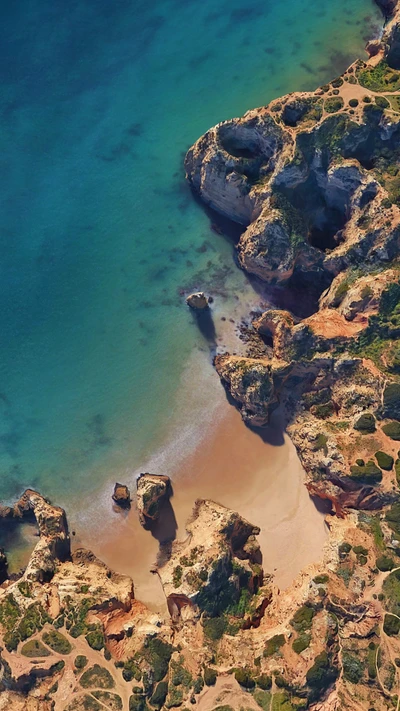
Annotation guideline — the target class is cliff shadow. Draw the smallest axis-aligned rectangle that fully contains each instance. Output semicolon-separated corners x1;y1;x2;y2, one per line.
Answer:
145;485;178;546
218;378;286;447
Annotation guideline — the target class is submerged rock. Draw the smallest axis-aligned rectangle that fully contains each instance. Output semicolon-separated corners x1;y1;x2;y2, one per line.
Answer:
112;482;131;509
136;473;171;526
186;292;209;309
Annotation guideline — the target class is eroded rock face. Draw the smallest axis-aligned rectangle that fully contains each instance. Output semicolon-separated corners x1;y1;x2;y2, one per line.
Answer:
320;268;399;321
0;490;71;583
136;473;171;526
157;499;265;621
186;291;209;309
112;482;131;509
185;52;400;289
214;354;279;426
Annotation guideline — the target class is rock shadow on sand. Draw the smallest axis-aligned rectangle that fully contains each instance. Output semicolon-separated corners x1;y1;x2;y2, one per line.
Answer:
144;486;178;547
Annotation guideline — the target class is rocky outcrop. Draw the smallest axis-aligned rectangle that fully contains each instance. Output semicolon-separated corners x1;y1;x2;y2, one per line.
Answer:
214;354;280;426
186;291;209;309
0;490;71;584
112;482;131;508
320;268;399;321
157;499;265;621
186;39;400;290
136;473;171;526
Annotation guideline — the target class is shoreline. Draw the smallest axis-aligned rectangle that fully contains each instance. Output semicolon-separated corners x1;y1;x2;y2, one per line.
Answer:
81;396;327;610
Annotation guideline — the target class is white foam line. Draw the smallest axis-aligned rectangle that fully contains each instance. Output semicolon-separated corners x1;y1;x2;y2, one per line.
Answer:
73;347;226;535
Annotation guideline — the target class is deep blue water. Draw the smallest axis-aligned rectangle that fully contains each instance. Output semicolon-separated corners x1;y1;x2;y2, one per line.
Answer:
0;0;382;510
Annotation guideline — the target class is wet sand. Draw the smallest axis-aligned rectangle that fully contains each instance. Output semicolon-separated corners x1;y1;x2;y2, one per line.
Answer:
85;400;327;611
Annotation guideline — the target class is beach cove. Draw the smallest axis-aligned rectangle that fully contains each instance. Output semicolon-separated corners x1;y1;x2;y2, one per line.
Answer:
0;0;382;589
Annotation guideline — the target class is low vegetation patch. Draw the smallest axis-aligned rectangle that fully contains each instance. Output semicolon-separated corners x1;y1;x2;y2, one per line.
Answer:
80;664;115;690
264;634;285;656
375;451;394;470
324;97;344;113
291;604;314;631
292;632;311;654
358;60;400;92
382;421;400;440
21;639;51;657
354;413;376;433
349;460;382;484
384;614;400;636
42;629;72;655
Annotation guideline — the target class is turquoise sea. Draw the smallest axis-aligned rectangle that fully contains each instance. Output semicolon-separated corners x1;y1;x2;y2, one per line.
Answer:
0;0;382;516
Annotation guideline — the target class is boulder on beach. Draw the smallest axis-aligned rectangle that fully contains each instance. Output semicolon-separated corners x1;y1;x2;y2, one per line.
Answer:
137;473;171;526
186;292;209;310
112;482;131;509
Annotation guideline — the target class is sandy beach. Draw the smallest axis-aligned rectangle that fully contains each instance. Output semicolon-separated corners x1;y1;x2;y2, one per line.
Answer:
84;399;327;612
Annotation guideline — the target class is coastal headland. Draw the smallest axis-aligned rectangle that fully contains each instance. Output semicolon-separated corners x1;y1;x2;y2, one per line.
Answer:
2;0;400;709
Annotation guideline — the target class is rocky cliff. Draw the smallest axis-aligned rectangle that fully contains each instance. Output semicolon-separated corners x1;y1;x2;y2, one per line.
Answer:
3;2;400;711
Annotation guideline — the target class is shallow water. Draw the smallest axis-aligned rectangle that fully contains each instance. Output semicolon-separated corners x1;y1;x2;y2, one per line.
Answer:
0;0;382;516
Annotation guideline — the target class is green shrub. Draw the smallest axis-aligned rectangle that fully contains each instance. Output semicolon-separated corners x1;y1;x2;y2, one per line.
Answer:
343;653;364;683
353;546;368;556
386;501;400;538
80;664;115;689
172;566;183;588
376;555;394;572
21;639;50;657
129;694;148;711
306;651;338;701
291;605;315;631
234;667;255;689
382;421;400;440
203;616;226;640
349;460;382;484
139;637;173;682
313;574;329;584
396;459;400;485
354;413;376;433
383;383;400;419
264;634;285;656
358;60;400;92
292;633;311;654
150;681;168;710
356;458;365;466
349;98;359;107
367;646;377;679
375;451;394;470
325;97;344;113
42;629;72;655
256;673;272;690
375;95;390;109
339;542;352;556
384;614;400;636
74;655;88;669
253;690;272;711
122;659;142;683
203;667;217;686
85;627;105;651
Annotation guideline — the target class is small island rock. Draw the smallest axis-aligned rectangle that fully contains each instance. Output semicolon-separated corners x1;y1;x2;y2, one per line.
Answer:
112;482;131;509
137;473;171;526
186;292;209;310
